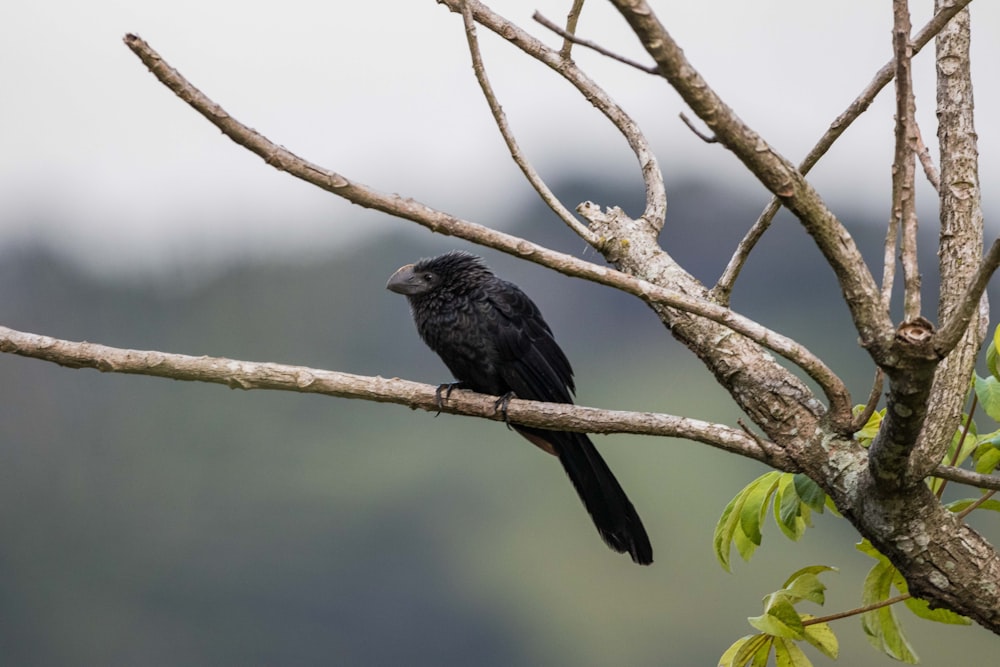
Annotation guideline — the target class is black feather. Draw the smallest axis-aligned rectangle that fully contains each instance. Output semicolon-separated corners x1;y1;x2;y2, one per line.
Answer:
387;251;653;565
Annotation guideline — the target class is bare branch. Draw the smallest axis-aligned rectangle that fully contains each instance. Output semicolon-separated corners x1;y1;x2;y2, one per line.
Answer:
438;0;667;233
913;120;941;191
559;0;585;60
532;11;658;75
931;466;1000;492
608;0;891;351
850;368;885;434
457;2;595;242
892;0;922;321
713;0;974;304
881;204;900;313
122;32;851;418
933;238;1000;356
678;112;718;144
913;4;988;478
0;325;787;467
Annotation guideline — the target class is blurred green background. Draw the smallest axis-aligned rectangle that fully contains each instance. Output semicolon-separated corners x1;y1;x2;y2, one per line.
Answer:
1;180;998;665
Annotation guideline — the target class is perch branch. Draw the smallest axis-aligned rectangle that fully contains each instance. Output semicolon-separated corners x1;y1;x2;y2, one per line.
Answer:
458;2;596;242
0;325;787;468
123;32;851;420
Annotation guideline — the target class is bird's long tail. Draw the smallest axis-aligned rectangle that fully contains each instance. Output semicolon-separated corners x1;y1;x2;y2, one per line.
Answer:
518;427;653;565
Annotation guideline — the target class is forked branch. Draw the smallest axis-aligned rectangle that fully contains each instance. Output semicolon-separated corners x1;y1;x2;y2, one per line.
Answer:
122;32;852;420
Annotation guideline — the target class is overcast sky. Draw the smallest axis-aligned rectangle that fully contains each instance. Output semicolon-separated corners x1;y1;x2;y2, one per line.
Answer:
2;1;997;276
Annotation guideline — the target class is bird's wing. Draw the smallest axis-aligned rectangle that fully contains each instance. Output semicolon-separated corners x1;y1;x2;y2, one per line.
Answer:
486;280;576;404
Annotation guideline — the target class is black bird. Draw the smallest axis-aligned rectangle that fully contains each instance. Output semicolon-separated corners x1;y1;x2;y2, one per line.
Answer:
387;250;652;565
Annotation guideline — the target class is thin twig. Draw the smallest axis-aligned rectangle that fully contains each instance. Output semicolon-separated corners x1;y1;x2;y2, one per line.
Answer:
850;368;885;433
912;120;941;191
801;594;911;627
931;465;1000;492
679;112;718;143
533;11;659;74
445;0;666;232
881;204;900;314
559;0;586;60
713;0;974;304
935;391;977;499
955;490;998;520
0;325;790;467
892;0;921;321
458;2;595;242
934;238;1000;355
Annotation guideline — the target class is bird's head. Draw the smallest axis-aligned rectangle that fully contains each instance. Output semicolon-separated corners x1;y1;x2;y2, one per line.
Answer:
386;250;490;297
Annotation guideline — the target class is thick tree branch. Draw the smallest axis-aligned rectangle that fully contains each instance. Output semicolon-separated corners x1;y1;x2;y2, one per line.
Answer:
122;33;851;422
607;0;891;352
914;5;989;478
714;0;974;305
0;325;785;467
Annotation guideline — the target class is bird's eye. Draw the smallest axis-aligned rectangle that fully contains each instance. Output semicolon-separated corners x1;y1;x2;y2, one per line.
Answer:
422;272;438;283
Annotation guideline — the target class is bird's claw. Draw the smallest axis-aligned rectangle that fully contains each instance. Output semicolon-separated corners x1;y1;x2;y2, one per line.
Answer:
434;382;463;416
494;392;516;430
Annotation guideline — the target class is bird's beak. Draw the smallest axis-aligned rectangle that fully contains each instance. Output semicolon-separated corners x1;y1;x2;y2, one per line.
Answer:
386;264;423;295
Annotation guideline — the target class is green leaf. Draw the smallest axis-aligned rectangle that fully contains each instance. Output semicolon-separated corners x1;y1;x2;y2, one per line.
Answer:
721;633;772;667
861;558;919;663
854;408;884;445
974;374;1000;422
739;472;782;547
783;572;827;606
714;492;743;572
773;637;813;667
792;474;826;512
945;497;1000;514
902;595;971;625
973;435;1000;474
715;472;783;570
775;474;809;540
991;325;1000;380
800;617;839;659
749;593;805;639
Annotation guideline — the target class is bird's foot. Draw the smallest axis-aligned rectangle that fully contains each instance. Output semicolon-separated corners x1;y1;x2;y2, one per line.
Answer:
434;382;465;416
494;392;516;430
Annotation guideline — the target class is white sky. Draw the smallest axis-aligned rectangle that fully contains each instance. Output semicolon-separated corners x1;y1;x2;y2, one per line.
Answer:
1;1;997;276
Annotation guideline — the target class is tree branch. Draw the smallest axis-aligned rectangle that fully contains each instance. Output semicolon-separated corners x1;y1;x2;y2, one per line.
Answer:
532;11;658;75
558;0;586;60
891;0;922;321
0;325;788;467
458;1;596;243
607;0;891;352
713;0;974;305
122;32;851;423
437;0;667;233
931;465;1000;492
913;5;989;478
